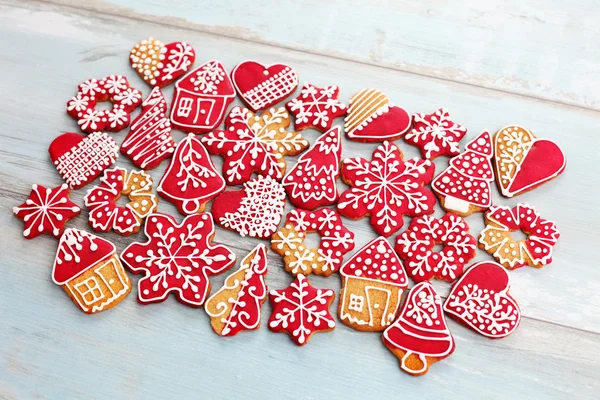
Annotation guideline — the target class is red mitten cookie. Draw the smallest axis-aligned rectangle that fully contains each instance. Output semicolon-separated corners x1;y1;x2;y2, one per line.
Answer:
337;141;436;237
170;60;236;133
231;60;299;112
157;133;225;215
211;175;286;240
286;83;346;132
121;213;236;307
13;184;81;239
344;89;411;142
404;108;467;160
383;281;455;376
49;132;119;189
129;38;195;87
444;261;521;339
282;126;342;210
268;274;336;346
121;87;176;170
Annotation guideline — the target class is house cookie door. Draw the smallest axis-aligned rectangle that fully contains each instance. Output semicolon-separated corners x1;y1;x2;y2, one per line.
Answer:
365;286;392;327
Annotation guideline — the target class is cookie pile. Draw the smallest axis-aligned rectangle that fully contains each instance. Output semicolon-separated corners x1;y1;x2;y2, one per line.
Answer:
12;38;566;377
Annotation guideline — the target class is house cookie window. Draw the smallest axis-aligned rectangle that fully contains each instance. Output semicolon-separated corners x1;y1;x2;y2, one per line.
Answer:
177;98;193;118
74;277;105;305
348;294;364;312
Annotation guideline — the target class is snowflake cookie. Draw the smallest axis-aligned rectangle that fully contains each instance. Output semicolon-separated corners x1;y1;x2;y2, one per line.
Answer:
395;213;477;283
66;76;142;134
211;175;286;240
84;167;158;236
13;184;81;239
404;108;467;160
268;274;336;346
286;83;346;132
121;213;236;307
202;106;309;185
205;244;268;337
129;38;195;87
478;204;560;269
337;141;436;237
444;261;521;339
271;208;355;277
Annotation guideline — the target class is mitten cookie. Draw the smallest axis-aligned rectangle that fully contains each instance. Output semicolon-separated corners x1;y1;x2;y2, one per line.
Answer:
129;38;195;87
286;83;346;132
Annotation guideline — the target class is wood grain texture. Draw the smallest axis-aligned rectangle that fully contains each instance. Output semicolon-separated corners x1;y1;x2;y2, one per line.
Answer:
0;1;599;398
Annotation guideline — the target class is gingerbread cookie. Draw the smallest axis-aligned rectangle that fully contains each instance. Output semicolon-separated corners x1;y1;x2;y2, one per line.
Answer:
286;83;346;132
84;168;158;236
170;60;236;133
129;38;195;87
211;175;286;240
444;261;521;339
53;228;131;314
382;281;455;376
271;208;355;277
121;87;176;170
494;125;566;197
479;204;560;269
432;130;494;217
49;132;119;189
231;60;299;112
205;244;268;337
66;76;142;133
404;108;467;160
13;184;81;239
395;213;477;283
157;133;225;215
337;141;436;237
344;89;411;142
202;106;309;185
121;213;236;307
282;126;342;210
268;274;335;346
339;237;408;332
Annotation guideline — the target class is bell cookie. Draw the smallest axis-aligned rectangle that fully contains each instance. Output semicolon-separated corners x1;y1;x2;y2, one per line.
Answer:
404;108;467;160
129;38;195;87
286;83;346;132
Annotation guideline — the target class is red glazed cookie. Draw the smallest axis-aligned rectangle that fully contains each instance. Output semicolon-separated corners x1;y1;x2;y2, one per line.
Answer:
170;60;236;133
395;213;477;283
268;274;336;346
66;76;142;133
211;175;286;240
444;261;521;339
84;168;158;236
404;108;467;160
13;184;81;239
282;126;342;210
432;130;494;217
157;133;225;215
121;213;236;307
271;208;355;277
344;89;411;142
129;38;195;87
337;141;436;237
494;125;566;197
121;87;176;170
231;60;299;112
286;83;346;132
202;106;309;185
49;132;119;189
383;281;455;376
478;204;560;269
205;244;268;337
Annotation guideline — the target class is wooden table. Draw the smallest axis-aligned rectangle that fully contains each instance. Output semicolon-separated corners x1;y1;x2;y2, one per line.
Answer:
1;1;599;398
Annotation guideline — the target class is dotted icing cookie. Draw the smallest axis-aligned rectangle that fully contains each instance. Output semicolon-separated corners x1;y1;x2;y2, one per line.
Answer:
129;38;195;87
404;108;467;160
286;83;347;132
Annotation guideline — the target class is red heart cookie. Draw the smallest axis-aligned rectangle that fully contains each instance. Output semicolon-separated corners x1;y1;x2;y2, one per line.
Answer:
494;125;565;197
231;60;299;112
443;261;521;339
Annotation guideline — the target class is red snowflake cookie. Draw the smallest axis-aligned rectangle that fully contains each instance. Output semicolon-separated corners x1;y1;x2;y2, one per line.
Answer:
129;38;195;88
337;141;436;237
395;213;477;283
121;212;236;307
286;83;346;132
13;184;81;239
404;108;467;160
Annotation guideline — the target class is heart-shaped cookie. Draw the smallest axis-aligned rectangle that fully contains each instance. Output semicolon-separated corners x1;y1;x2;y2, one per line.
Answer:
443;261;521;339
345;88;411;142
130;38;196;87
493;125;565;197
231;60;299;112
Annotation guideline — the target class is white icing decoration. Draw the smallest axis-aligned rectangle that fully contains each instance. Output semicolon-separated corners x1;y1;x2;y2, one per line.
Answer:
286;84;346;129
